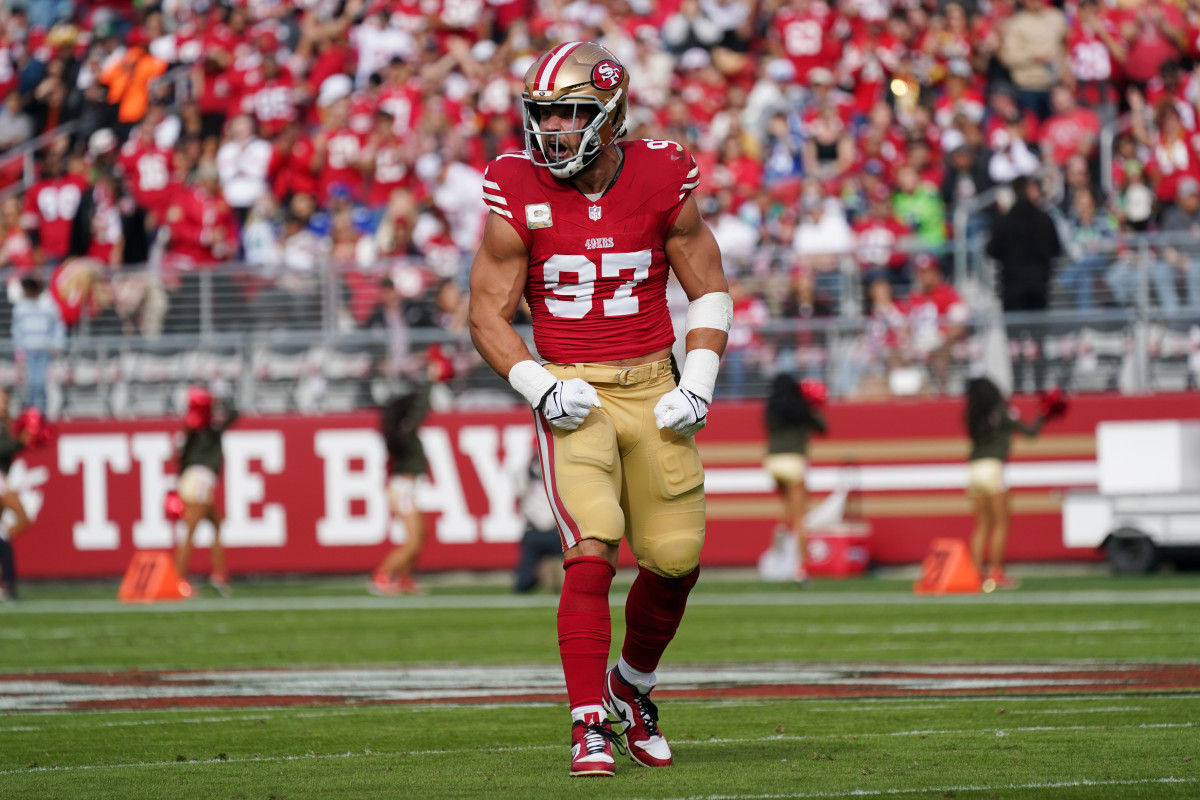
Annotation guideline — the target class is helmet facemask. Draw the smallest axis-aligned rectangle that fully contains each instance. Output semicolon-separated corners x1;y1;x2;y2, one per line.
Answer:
522;91;625;179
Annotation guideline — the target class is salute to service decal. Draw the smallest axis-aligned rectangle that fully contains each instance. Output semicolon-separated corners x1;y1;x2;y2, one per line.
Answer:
526;203;553;229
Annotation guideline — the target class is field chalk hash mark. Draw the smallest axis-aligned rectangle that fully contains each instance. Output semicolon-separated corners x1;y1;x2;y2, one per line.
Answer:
2;663;1199;713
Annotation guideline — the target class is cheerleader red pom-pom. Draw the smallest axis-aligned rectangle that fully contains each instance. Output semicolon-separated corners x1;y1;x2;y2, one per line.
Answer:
164;490;185;523
799;378;828;407
12;407;56;449
1039;388;1069;421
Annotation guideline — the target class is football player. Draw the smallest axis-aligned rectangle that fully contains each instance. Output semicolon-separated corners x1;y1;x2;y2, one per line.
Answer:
468;42;731;777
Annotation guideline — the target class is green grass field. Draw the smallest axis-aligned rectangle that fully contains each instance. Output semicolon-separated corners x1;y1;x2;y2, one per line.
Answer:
2;571;1199;799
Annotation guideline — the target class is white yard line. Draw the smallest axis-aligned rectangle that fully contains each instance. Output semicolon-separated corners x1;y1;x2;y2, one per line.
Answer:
0;723;1192;776
639;776;1198;800
4;589;1200;615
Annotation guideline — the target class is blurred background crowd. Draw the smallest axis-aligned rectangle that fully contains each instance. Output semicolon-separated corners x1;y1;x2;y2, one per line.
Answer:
0;0;1198;413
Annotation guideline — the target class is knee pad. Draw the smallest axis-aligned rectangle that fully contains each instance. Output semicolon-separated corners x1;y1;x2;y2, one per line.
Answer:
637;527;704;578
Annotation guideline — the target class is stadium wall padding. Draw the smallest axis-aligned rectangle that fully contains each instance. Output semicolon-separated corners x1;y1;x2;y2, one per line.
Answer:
14;393;1197;579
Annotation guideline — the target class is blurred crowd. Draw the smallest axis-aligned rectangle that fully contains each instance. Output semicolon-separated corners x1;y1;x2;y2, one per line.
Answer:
0;0;1199;398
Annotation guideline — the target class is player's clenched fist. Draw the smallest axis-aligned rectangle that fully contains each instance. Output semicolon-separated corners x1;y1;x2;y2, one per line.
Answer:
653;386;708;437
540;378;602;430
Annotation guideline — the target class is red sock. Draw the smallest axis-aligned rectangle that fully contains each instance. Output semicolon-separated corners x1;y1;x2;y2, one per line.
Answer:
621;565;700;674
558;556;616;709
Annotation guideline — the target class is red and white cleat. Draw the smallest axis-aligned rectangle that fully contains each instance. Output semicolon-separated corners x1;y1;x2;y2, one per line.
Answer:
367;572;401;596
985;569;1021;591
570;711;621;777
603;667;673;767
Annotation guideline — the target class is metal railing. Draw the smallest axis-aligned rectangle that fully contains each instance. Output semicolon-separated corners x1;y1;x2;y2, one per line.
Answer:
2;231;1197;419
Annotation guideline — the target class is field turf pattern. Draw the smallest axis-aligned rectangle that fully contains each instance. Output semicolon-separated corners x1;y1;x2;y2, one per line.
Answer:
1;571;1198;799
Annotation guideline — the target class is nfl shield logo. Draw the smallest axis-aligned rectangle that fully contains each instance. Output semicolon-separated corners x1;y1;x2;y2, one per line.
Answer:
588;205;602;221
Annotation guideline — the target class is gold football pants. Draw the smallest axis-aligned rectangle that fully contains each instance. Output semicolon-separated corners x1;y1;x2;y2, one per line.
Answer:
534;359;706;578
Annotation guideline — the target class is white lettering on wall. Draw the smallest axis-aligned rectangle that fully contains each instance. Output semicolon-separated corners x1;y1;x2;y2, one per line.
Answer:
315;429;387;546
131;433;175;549
417;427;476;544
59;434;131;550
459;424;532;543
223;431;287;547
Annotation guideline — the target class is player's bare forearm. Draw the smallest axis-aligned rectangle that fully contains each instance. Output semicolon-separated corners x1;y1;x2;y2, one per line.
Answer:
470;307;535;379
684;326;728;358
468;213;535;378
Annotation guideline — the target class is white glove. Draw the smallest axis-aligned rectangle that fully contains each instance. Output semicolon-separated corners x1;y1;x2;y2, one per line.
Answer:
539;378;601;431
653;386;708;437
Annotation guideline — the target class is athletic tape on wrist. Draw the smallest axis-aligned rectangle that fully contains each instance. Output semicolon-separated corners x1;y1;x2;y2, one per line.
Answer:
678;348;720;404
685;291;733;335
508;360;558;408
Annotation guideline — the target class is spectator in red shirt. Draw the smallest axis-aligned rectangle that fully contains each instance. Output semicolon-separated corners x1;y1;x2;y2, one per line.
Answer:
1130;90;1200;206
269;119;320;202
118;112;176;224
21;149;90;265
901;254;968;394
853;184;914;291
1039;85;1101;166
312;77;367;204
1119;0;1188;89
162;161;238;272
363;107;416;209
1068;0;1125;117
240;49;300;139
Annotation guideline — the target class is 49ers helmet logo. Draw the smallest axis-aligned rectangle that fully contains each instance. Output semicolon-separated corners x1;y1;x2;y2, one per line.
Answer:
591;60;624;90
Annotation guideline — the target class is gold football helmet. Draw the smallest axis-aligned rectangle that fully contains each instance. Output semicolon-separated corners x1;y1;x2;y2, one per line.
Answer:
521;41;629;179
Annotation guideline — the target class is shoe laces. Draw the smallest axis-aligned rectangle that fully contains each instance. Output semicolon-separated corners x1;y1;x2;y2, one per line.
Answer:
575;720;626;757
627;690;661;738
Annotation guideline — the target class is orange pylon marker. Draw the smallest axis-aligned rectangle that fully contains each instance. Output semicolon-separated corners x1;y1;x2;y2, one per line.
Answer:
913;538;982;594
117;551;191;603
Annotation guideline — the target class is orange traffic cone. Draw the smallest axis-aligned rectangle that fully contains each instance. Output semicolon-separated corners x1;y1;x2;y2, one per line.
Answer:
117;551;191;603
913;538;982;595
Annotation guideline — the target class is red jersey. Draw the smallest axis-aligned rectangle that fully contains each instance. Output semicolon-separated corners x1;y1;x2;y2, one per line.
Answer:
21;175;89;260
852;217;912;270
118;139;175;212
1039;107;1101;164
1068;21;1119;83
315;127;367;203
482;140;700;362
841;32;905;115
270;136;318;201
245;74;299;138
772;5;837;84
196;22;239;115
378;83;425;138
0;227;35;270
365;135;413;208
902;283;967;345
163;186;237;267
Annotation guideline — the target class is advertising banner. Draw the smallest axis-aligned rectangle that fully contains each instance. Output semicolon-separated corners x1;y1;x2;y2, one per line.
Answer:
10;393;1196;579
